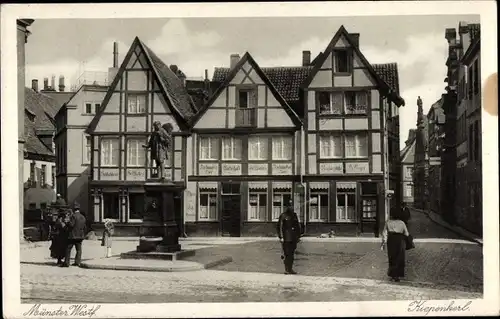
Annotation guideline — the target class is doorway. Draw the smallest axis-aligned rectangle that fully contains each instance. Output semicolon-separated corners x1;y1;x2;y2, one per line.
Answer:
220;182;241;237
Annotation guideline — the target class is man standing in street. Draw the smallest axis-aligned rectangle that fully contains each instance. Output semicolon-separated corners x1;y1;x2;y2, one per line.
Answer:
276;206;301;275
401;202;411;227
62;202;86;267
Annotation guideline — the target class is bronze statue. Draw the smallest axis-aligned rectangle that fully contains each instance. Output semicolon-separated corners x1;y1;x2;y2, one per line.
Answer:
143;121;173;180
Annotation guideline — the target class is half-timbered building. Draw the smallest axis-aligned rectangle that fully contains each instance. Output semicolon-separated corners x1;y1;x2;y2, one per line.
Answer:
86;37;197;235
186;53;303;236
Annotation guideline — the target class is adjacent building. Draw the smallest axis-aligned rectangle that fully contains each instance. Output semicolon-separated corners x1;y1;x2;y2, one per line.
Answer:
442;22;481;235
400;129;416;205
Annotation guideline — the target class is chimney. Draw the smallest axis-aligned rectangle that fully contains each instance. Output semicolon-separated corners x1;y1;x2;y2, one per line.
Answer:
51;75;56;90
113;42;119;68
58;75;65;92
458;21;471;55
445;28;457;44
43;77;49;90
349;33;360;47
32;79;38;92
230;54;240;69
169;65;179;74
204;69;210;93
302;51;311;66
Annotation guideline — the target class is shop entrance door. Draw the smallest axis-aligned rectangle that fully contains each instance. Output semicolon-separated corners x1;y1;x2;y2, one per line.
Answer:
220;182;241;237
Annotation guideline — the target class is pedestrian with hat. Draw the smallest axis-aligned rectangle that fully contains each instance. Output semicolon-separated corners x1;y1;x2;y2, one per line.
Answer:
62;202;87;267
276;205;301;275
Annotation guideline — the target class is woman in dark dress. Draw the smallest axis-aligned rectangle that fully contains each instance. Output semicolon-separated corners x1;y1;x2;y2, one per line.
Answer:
381;206;410;282
50;210;70;265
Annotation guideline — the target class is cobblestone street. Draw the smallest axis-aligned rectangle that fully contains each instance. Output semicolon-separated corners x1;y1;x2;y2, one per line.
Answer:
21;209;483;303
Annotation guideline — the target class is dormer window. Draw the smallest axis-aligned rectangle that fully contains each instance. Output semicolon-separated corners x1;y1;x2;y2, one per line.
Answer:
334;50;352;73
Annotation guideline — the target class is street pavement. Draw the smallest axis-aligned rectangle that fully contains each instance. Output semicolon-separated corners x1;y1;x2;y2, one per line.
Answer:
20;209;483;303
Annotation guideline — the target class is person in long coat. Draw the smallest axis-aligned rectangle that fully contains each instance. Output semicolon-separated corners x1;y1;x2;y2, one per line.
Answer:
381;206;410;282
50;211;69;265
276;206;301;275
62;203;87;267
400;202;411;227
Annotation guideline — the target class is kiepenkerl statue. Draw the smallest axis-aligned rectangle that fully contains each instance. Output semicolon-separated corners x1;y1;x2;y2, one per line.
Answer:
143;121;173;180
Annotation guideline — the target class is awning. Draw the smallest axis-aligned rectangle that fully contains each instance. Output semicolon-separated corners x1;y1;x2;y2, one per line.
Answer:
337;182;356;190
248;181;268;190
272;182;292;190
309;182;329;190
198;182;218;191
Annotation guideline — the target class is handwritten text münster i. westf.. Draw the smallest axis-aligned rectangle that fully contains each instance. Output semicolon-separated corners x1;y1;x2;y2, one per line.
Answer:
23;304;101;318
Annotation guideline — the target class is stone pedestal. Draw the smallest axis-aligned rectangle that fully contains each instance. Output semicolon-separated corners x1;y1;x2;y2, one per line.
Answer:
137;180;181;253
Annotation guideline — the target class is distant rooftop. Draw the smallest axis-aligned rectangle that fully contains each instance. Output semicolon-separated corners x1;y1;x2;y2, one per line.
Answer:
70;71;109;92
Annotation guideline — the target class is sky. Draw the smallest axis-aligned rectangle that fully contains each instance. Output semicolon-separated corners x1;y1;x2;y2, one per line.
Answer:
25;15;479;149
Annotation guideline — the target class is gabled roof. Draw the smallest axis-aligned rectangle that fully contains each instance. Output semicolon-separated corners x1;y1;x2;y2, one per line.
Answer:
192;52;302;127
24;88;57;156
401;137;416;164
301;25;405;106
40;91;75;118
87;37;197;133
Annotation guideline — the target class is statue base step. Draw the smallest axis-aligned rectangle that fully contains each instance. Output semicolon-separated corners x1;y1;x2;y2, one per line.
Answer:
121;249;196;261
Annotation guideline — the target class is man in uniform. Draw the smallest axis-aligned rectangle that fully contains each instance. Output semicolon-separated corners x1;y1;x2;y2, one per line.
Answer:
276;206;301;275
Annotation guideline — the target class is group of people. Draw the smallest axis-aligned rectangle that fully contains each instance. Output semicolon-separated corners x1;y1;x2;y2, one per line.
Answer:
48;198;87;267
275;202;414;282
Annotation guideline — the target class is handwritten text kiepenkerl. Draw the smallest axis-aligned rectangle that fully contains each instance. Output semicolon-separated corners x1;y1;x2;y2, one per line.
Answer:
407;300;472;316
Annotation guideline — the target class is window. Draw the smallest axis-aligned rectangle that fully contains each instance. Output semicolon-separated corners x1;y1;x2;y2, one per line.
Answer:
345;134;368;158
199;191;217;220
309;190;328;221
51;165;55;188
467;65;473;99
102;193;120;221
318;92;342;115
30;162;35;182
129;193;145;221
127;94;146;114
336;186;356;222
272;191;292;221
474;121;480;161
222;137;242;160
334;50;351;73
41;165;47;186
84;135;91;164
319;135;342;158
345;91;368;114
95;103;101;114
40;203;48;210
272;136;293;160
404;184;413;197
199;137;219;160
248;191;267;221
362;199;376;219
85;103;92;114
238;89;257;108
248;137;268;160
127;138;146;167
101;138;119;167
405;166;413;179
473;59;479;95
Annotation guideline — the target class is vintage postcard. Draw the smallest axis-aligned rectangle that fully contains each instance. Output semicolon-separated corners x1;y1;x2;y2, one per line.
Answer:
1;1;498;317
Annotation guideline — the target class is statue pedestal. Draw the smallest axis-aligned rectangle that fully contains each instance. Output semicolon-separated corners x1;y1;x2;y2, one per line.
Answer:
137;180;181;253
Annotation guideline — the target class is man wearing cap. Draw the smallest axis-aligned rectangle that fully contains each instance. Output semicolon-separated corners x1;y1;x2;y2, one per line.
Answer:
55;194;66;207
276;205;301;275
62;202;87;267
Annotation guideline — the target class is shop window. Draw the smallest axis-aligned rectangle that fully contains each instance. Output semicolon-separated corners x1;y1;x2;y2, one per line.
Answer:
248;190;267;221
361;199;376;219
199;191;217;220
272;190;292;221
129;193;145;221
309;190;328;222
102;193;120;221
336;184;356;222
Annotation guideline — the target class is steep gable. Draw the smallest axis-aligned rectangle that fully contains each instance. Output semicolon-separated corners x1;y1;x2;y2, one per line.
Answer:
192;52;302;129
87;37;196;134
302;25;405;106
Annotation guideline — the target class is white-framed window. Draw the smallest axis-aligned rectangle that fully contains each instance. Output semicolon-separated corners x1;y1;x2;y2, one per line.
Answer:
405;166;414;179
199;190;217;220
127;138;146;167
404;184;413;197
345;134;368;158
248;136;268;160
272;190;292;221
319;91;368;115
309;190;328;222
248;190;267;221
101;138;119;167
272;136;293;160
222;137;242;160
199;137;219;160
102;192;120;222
127;94;146;114
319;135;342;158
83;135;92;164
336;186;356;222
128;193;145;222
